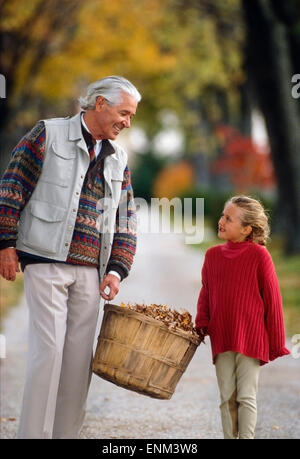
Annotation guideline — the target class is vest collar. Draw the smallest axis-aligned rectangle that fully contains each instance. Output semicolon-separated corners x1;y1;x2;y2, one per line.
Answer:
68;112;116;158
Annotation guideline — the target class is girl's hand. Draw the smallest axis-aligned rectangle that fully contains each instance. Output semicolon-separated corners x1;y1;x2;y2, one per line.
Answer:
196;327;207;342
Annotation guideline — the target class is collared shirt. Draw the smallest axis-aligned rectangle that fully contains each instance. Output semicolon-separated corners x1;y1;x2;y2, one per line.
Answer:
81;112;102;158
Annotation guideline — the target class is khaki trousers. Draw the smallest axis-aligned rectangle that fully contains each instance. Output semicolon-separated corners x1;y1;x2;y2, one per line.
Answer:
215;351;260;439
18;263;101;439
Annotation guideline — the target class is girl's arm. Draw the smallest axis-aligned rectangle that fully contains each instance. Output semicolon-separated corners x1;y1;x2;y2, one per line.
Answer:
258;249;290;361
195;261;210;335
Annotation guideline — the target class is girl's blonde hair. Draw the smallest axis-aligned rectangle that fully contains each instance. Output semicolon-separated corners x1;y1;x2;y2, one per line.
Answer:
227;195;270;246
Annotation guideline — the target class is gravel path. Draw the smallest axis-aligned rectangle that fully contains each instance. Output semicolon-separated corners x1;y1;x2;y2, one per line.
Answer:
1;231;299;439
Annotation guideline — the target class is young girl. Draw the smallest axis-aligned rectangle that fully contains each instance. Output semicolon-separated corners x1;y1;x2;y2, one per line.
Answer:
195;195;290;439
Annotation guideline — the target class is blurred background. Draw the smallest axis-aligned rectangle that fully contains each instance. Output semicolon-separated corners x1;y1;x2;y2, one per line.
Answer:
0;0;299;335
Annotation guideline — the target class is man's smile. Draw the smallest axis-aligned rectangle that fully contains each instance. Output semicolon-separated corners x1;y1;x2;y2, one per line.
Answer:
113;124;123;134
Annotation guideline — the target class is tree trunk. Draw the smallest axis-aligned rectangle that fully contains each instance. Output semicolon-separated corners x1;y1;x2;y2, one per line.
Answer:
242;0;300;254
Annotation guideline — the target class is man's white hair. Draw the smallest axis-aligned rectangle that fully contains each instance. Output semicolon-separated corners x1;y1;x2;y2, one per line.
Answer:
78;76;142;110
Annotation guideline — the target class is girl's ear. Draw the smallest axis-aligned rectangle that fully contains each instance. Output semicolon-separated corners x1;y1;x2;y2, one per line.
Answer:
243;225;252;238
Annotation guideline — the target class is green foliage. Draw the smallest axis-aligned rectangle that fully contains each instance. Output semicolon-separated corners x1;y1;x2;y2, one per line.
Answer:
131;152;168;202
262;238;300;336
179;187;232;231
0;274;24;329
179;187;277;234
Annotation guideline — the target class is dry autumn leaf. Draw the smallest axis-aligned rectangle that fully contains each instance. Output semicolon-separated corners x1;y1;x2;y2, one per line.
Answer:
120;302;203;343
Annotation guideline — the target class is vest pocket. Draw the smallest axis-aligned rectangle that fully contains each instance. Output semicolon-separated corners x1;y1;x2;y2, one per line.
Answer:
22;200;66;254
40;143;76;187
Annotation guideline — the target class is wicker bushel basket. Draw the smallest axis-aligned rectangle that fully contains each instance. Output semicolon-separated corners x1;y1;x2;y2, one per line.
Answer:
92;304;200;400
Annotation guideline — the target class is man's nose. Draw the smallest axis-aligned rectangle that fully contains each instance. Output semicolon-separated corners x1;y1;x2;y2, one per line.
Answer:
123;117;131;128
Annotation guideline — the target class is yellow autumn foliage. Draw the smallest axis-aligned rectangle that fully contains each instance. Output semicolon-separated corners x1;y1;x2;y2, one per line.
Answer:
153;161;195;199
30;0;177;101
1;0;244;143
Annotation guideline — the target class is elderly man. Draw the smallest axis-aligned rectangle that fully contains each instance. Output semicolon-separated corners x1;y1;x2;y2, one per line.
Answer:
0;76;141;438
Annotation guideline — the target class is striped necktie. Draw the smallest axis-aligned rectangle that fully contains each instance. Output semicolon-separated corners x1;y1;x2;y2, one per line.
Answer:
88;139;96;166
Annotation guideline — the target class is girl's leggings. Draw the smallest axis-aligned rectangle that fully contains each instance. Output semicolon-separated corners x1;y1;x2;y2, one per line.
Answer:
215;351;260;439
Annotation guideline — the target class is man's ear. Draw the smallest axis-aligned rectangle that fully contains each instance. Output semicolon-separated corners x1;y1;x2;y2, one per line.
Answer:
95;96;106;110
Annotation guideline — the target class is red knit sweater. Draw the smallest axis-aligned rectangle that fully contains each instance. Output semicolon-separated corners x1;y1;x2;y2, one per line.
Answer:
195;240;290;365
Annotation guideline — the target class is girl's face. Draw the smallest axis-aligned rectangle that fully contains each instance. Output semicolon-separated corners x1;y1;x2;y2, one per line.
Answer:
218;203;252;243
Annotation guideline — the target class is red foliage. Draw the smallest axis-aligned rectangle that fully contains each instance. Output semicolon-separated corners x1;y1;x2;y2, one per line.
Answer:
212;125;276;191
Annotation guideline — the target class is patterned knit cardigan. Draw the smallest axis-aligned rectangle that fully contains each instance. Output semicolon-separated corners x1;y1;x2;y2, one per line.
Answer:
0;121;137;280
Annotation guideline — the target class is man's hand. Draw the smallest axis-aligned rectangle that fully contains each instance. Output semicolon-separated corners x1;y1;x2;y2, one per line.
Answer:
99;273;120;301
0;248;20;281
